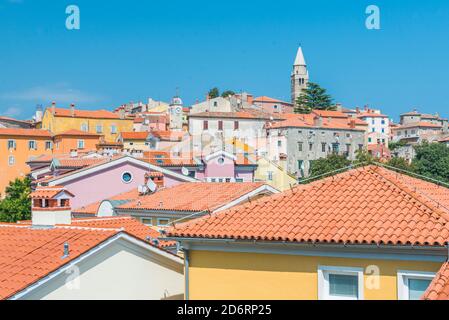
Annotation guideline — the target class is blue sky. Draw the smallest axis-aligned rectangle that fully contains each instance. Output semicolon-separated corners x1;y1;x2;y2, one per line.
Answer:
0;0;448;121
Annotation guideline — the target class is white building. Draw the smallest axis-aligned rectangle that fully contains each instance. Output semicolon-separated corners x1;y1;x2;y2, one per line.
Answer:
356;108;390;147
1;186;184;300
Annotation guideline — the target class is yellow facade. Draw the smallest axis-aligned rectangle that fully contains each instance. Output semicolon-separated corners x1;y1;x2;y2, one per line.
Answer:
41;109;133;142
255;158;297;192
187;250;441;300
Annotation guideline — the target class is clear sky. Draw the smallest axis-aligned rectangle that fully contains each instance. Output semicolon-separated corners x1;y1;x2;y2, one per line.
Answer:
0;0;448;121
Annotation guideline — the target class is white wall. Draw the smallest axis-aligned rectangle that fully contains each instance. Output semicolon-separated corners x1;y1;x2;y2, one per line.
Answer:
18;237;184;300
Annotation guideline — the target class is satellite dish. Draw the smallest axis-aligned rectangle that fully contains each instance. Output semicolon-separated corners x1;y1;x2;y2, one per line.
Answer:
181;167;189;176
146;178;157;192
137;185;146;194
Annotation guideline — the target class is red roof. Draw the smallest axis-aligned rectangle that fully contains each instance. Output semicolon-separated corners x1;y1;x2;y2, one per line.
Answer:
0;225;117;299
30;186;74;199
0;128;52;138
269;113;366;131
422;262;449;300
168;166;449;246
118;182;265;213
50;107;129;120
253;96;292;105
120;131;149;140
54;129;102;137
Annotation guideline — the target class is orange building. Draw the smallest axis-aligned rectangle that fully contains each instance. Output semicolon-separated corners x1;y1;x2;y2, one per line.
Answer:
0;128;53;196
53;129;103;154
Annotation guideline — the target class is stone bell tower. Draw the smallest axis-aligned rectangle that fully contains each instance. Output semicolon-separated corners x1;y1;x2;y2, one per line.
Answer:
291;46;309;104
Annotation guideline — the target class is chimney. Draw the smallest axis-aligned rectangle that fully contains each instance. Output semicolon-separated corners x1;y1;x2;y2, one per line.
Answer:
31;186;74;227
349;119;356;129
119;108;126;120
70;149;78;158
356;106;360;114
313;116;323;127
51;101;56;115
70;103;75;117
35;105;43;122
206;94;210;101
335;103;342;111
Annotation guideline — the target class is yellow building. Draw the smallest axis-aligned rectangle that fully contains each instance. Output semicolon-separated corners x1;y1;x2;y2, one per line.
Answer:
0;128;53;196
41;103;133;142
167;165;449;300
118;131;150;152
255;158;297;192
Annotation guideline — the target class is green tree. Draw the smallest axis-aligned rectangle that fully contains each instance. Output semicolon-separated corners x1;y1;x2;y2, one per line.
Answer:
0;177;32;223
221;90;235;98
294;82;334;114
308;154;352;180
412;142;449;183
208;87;220;99
355;149;375;164
386;157;413;171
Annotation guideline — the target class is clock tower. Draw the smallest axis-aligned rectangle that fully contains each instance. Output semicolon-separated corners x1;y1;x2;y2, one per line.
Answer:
169;95;184;131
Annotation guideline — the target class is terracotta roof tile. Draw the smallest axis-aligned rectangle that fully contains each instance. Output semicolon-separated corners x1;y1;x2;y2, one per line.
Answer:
120;131;149;140
167;166;449;246
422;262;449;300
118;182;264;213
0;225;117;299
0;128;52;137
30;186;74;199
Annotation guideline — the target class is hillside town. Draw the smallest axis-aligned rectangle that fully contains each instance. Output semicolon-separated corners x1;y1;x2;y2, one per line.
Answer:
1;47;449;300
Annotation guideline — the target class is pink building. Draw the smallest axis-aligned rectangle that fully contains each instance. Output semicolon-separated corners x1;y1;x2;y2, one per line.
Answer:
33;156;196;211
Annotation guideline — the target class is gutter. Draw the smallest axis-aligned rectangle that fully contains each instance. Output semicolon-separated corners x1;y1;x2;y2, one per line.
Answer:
184;249;190;301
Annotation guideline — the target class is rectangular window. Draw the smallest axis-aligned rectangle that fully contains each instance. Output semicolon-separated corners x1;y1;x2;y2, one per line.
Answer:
203;120;208;130
309;143;313;151
234;121;239;130
96;124;103;133
111;125;117;134
397;270;434;300
381;119;386;125
45;141;53;150
141;218;153;226
77;139;85;149
298;142;303;152
267;171;273;181
81;123;88;132
318;266;364;300
157;218;170;227
218;121;223;131
235;178;244;182
8;155;15;166
7;139;16;150
278;140;282;147
321;143;326;153
28;140;37;150
332;143;340;154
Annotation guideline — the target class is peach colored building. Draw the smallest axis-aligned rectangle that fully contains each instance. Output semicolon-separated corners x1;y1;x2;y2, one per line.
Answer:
53;129;103;154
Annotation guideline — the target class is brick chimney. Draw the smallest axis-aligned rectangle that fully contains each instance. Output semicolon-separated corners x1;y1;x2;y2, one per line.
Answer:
31;186;74;226
119;108;126;120
349;119;356;129
70;103;75;117
314;116;323;127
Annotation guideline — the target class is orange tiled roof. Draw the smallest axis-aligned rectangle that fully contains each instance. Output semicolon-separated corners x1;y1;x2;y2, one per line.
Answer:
393;122;443;130
190;110;280;120
30;186;74;199
422;262;449;300
149;130;187;141
0;128;52;138
73;188;143;215
167;166;449;246
118;182;264;213
69;216;175;248
253;96;292;105
269;113;366;130
120;131;149;140
0;225;117;299
54;129;102;137
51;107;129;120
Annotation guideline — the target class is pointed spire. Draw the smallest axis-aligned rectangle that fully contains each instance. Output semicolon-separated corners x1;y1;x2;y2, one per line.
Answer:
294;46;306;66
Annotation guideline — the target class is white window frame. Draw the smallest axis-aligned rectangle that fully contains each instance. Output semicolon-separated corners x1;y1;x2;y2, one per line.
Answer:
8;155;15;166
397;270;435;300
28;140;37;150
121;171;133;184
318;265;364;300
81;123;88;132
157;218;170;227
96;124;103;133
110;124;117;134
77;139;85;149
7;139;16;150
141;218;153;226
45;141;53;150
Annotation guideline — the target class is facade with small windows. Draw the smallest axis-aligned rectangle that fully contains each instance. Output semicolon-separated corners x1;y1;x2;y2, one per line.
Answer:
0;128;53;196
166;166;449;300
267;120;365;178
41;104;133;142
356;112;390;147
52;130;102;154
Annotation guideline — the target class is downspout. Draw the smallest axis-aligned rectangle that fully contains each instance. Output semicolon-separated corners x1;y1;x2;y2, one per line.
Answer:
184;248;190;300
